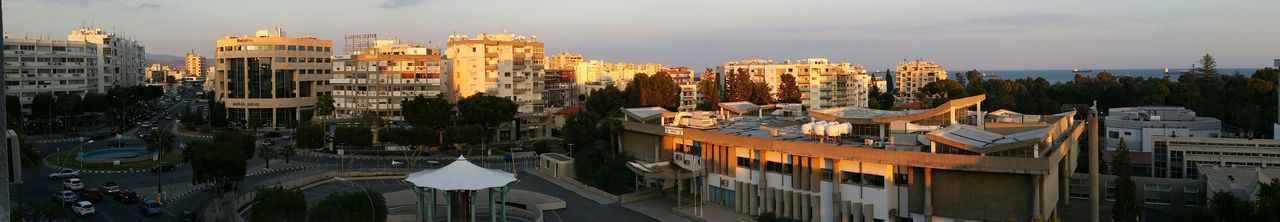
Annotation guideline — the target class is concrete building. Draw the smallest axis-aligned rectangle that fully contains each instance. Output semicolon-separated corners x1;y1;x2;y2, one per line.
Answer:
678;82;698;112
211;28;333;128
1104;106;1222;175
546;52;582;70
572;60;666;90
6;130;21;184
331;38;444;122
68;27;146;88
894;59;946;100
145;63;183;83
620;95;1088;221
445;32;545;113
1151;135;1280;179
1201;165;1280;202
2;37;100;110
720;58;871;110
185;50;205;77
541;69;577;108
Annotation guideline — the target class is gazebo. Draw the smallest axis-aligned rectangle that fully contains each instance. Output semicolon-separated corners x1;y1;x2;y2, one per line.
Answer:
405;156;517;222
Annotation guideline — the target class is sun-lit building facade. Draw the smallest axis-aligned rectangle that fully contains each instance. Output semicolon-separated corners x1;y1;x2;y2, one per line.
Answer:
331;38;444;121
894;59;947;99
212;28;333;127
445;32;545;113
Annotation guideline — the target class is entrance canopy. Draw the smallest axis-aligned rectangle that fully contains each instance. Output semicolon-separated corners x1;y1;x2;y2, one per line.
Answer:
404;156;517;190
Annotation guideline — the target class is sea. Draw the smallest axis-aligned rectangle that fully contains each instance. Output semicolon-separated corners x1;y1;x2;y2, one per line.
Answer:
926;68;1265;83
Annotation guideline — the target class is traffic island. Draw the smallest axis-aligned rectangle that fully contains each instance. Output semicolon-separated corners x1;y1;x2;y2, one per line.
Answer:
45;149;185;172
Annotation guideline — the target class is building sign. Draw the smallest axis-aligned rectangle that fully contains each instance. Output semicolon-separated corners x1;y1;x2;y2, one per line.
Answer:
236;39;254;43
665;126;683;135
230;102;260;107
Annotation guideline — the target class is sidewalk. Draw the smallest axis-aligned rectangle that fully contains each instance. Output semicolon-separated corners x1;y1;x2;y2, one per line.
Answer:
526;169;616;205
623;198;694;222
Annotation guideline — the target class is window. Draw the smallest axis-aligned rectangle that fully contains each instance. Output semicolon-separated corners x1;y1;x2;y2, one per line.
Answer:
1184;185;1198;194
1124;132;1132;136
1109;131;1120;139
863;174;885;188
288;45;297;50
840;172;861;185
275;45;285;50
737;157;752;168
821;169;834;182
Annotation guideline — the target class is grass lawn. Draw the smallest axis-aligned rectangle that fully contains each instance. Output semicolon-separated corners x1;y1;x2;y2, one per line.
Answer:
45;149;185;171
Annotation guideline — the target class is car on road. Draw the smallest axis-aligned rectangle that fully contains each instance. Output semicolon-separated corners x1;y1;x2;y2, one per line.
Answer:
262;139;274;146
115;190;140;203
139;200;164;216
181;211;201;222
150;162;177;172
79;188;104;201
99;181;120;194
53;190;78;203
391;159;406;167
48;169;80;179
63;178;85;190
71;201;96;216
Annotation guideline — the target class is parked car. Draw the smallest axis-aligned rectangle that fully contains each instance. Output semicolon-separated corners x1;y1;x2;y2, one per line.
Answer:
390;159;406;168
139;200;164;216
150;162;176;173
71;201;96;216
48;169;80;179
63;178;85;190
53;190;78;203
115;190;140;203
79;188;104;201
99;181;120;194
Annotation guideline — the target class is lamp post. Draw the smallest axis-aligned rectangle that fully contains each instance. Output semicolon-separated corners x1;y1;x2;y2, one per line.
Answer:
333;176;377;222
64;139;95;169
567;143;574;158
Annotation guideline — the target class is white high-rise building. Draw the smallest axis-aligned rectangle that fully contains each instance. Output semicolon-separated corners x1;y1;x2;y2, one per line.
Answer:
719;58;871;109
68;27;146;88
2;37;100;111
332;38;444;121
445;32;545;113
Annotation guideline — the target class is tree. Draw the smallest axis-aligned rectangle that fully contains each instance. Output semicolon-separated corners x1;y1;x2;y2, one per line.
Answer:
777;74;801;103
643;72;681;110
55;93;82;119
1195;53;1219;76
561;111;602;151
189;141;247;184
146;129;177;154
35;201;69;222
586;85;626;114
624;73;649;108
334;126;373;148
308;190;387;222
247;115;263;132
280;145;298;164
29;93;55;119
16;134;40;168
1111;138;1139;222
315;94;335;117
401;95;454;128
295;124;325;150
258;144;277;169
921;79;967;108
81;92;109;114
215;132;257;160
696;68;721;110
1192;191;1256;222
749;81;772;105
726;69;753;102
457;94;518;140
1258;178;1280;222
251;187;308;222
208;98;228;128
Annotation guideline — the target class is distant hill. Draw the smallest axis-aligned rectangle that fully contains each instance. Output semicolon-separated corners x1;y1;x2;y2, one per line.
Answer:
145;53;184;67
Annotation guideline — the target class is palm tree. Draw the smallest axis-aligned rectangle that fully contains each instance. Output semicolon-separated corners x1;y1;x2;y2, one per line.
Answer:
279;145;297;164
258;145;277;169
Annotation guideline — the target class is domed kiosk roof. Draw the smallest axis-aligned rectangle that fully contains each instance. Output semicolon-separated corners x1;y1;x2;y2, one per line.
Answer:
404;156;517;190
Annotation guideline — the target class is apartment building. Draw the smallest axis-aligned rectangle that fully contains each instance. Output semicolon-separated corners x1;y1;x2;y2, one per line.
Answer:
546;52;582;70
145;63;183;83
572;60;666;90
620;95;1087;221
894;59;947;99
68;27;146;88
445;32;545;113
542;69;577;108
331;38;444;121
719;58;871;110
211;28;333;127
2;37;100;110
186;50;206;76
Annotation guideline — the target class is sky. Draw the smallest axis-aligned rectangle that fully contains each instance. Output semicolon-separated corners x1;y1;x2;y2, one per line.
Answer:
4;0;1278;71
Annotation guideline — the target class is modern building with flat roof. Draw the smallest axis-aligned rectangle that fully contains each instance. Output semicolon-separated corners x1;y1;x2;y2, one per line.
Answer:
1151;135;1280;180
1200;165;1280;202
619;95;1088;221
1103;106;1222;176
68;27;146;88
894;59;946;100
211;28;333;128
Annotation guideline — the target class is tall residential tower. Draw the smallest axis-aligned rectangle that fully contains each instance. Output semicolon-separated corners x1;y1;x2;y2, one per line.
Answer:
331;38;444;121
445;32;545;113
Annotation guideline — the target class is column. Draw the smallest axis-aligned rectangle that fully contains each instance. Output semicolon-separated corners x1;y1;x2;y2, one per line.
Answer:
488;188;496;222
1089;109;1100;222
885;165;897;220
749;184;759;215
924;168;933;221
415;187;425;222
759;150;770;214
1033;175;1043;220
840;201;850;222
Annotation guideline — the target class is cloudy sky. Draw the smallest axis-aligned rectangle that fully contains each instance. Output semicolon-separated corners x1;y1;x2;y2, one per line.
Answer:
5;0;1277;70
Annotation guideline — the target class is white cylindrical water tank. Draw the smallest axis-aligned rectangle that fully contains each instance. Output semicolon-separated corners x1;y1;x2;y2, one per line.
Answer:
814;121;828;136
802;123;814;135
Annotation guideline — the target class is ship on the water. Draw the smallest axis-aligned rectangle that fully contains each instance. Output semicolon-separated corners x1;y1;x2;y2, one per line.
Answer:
1072;68;1092;73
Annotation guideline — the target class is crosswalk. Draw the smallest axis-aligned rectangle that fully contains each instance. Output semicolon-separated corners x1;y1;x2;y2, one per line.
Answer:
31;137;87;144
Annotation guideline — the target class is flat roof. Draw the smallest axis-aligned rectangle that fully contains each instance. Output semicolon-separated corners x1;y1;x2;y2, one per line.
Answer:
718;101;760;115
622;107;670;122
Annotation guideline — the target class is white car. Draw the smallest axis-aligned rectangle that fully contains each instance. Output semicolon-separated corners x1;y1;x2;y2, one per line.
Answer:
391;160;406;167
63;178;85;190
48;169;80;179
71;201;96;216
52;190;78;203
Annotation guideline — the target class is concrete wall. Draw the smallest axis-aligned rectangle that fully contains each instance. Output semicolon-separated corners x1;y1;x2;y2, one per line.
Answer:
931;170;1034;221
621;130;662;163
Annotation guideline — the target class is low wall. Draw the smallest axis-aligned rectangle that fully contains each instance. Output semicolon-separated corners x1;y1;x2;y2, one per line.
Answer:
618;188;663;204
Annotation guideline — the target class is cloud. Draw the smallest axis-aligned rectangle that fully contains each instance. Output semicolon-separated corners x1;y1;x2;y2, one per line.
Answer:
41;0;113;4
380;0;425;9
133;3;164;9
893;13;1101;34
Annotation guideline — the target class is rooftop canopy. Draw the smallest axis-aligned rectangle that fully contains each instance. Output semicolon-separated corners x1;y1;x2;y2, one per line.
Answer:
404;156;516;190
718;101;761;115
809;94;985;124
622;107;670;122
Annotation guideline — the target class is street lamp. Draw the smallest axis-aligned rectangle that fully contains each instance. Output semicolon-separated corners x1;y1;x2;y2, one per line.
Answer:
62;139;95;169
333;176;377;222
567;143;574;158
